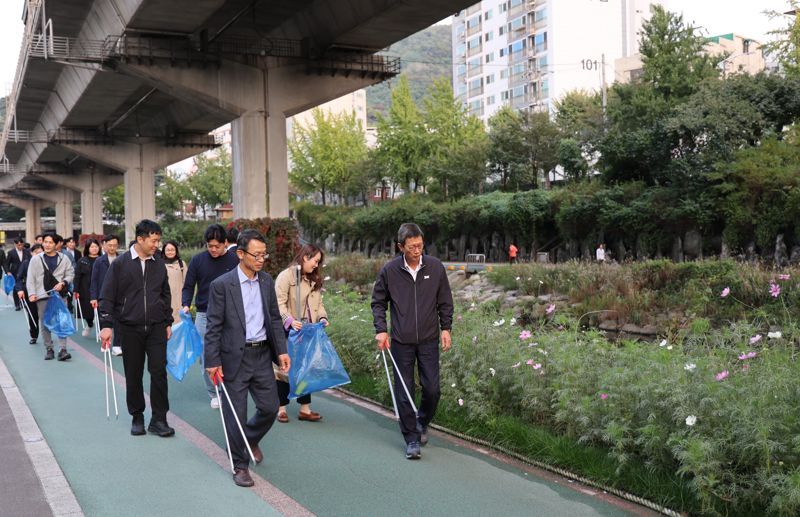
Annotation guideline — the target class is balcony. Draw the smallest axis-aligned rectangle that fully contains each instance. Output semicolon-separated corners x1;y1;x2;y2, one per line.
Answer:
467;63;483;78
466;23;482;38
466;4;481;16
510;49;528;64
467;44;483;58
509;71;528;88
508;2;527;19
468;85;484;98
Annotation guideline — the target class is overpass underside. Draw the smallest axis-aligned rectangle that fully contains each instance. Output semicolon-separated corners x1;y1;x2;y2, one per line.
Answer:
1;0;471;242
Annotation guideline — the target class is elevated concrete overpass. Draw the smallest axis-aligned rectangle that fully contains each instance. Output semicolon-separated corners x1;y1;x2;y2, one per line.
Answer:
1;0;473;242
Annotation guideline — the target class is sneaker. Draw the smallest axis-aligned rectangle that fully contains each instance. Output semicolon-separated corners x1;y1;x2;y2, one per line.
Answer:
81;327;91;337
111;346;122;356
405;441;421;460
44;348;54;360
147;420;175;437
210;397;221;409
57;348;71;361
131;415;146;436
417;421;429;446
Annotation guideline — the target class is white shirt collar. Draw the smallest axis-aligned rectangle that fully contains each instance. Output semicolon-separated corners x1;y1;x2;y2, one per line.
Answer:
129;245;154;261
402;254;422;273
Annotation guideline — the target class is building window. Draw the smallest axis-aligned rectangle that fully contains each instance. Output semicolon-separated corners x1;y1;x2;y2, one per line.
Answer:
484;9;492;21
534;32;547;54
487;95;496;105
509;15;525;31
500;68;508;79
535;8;547;23
467;15;481;29
485;30;493;42
499;48;506;57
509;0;524;7
486;73;495;84
457;64;466;76
467;36;481;49
456;43;466;57
485;52;494;63
501;90;510;101
499;26;505;36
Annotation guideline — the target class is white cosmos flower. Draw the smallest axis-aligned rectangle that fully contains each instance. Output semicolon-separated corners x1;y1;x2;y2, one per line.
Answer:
685;415;697;426
489;368;496;377
451;383;456;388
493;319;505;327
666;345;673;350
684;363;696;371
768;331;783;339
659;339;667;347
510;317;517;325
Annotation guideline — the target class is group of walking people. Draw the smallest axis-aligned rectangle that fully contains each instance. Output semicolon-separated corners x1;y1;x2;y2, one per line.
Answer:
5;220;454;486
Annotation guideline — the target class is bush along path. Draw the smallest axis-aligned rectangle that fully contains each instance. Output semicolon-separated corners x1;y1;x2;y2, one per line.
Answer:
323;260;800;515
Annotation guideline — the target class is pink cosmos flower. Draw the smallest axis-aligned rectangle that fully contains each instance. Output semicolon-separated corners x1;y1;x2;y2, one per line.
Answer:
720;287;730;298
456;314;463;321
519;330;532;340
715;370;729;381
778;274;791;281
526;359;534;365
770;283;781;298
458;398;464;406
546;304;556;315
532;363;542;370
600;393;608;400
749;334;762;345
738;351;757;360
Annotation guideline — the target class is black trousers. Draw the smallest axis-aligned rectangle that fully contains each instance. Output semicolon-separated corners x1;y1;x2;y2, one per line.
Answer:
276;380;311;406
391;341;441;444
221;346;280;469
23;294;38;339
118;323;169;422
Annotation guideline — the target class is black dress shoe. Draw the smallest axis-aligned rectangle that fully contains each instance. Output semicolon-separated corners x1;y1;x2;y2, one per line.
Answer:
249;442;263;464
147;420;175;437
131;415;146;436
15;307;21;311
233;468;254;487
29;338;37;345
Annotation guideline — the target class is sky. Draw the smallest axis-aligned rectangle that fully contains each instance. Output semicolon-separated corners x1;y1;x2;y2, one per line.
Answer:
0;1;794;94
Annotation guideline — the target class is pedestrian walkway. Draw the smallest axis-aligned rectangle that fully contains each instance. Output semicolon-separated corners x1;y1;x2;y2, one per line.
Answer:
0;305;655;516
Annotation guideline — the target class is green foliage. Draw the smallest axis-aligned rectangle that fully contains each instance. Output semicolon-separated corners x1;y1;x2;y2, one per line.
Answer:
159;218;209;249
289;108;368;205
103;184;125;222
227;217;299;277
763;2;800;77
188;147;232;219
156;168;192;217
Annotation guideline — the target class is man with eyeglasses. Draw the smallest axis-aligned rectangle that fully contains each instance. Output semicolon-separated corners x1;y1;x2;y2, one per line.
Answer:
371;223;453;460
204;229;288;487
182;224;239;408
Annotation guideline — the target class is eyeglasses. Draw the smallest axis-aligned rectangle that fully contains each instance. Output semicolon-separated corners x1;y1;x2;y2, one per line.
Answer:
242;250;269;261
403;244;424;251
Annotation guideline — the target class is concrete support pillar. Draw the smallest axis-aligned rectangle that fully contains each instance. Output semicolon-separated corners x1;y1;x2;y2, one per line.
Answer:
124;167;156;244
37;171;122;235
26;202;42;244
267;113;289;218
53;188;74;238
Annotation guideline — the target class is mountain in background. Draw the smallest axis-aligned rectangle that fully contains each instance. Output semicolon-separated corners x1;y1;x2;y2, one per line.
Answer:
367;24;452;125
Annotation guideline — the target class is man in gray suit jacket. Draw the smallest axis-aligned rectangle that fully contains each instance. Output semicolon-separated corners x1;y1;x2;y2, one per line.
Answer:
204;229;290;487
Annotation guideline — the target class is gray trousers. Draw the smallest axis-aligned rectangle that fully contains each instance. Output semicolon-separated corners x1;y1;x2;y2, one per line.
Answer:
221;346;280;469
36;298;68;350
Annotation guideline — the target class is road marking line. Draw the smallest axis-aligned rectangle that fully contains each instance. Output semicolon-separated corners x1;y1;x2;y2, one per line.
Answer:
0;355;84;517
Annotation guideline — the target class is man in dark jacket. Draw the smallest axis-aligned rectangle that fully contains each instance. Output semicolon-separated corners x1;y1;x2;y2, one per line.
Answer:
6;238;31;310
99;220;174;437
371;223;453;460
16;243;42;344
91;234;121;355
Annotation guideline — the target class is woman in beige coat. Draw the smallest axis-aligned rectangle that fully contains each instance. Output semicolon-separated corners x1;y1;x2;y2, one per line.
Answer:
274;244;328;423
162;241;186;324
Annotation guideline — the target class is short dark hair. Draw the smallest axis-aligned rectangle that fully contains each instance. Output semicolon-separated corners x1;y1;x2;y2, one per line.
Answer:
53;234;63;244
30;243;42;252
237;229;266;252
65;237;75;244
103;234;119;244
42;233;57;244
226;227;239;245
83;238;101;257
397;223;424;246
204;224;227;244
135;219;162;239
14;237;23;244
35;234;43;240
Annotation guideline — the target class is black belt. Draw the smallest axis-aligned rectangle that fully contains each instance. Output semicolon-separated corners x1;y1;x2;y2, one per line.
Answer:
244;340;268;348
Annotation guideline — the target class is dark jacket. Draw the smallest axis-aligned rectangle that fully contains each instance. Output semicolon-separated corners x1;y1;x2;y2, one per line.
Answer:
6;247;31;276
204;268;287;380
90;254;113;301
371;254;453;345
98;250;173;330
181;250;239;312
73;256;97;299
14;257;31;294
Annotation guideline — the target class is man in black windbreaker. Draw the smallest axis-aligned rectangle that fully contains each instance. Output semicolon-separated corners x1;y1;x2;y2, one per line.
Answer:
99;220;175;437
371;223;453;460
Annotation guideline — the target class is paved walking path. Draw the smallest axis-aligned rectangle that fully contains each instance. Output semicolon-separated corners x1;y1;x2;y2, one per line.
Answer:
0;304;657;516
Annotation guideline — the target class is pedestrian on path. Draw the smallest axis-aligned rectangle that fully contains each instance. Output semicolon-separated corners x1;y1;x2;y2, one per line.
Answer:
371;223;453;459
204;229;290;487
274;244;329;423
90;235;122;355
182;224;239;409
99;220;175;438
162;241;186;324
508;243;518;265
73;239;100;337
16;243;42;345
7;238;31;311
596;243;605;264
26;233;74;361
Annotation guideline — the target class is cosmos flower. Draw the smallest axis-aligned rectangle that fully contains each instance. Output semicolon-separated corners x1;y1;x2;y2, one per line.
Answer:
546;304;556;315
685;415;697;426
720;287;730;298
715;370;729;381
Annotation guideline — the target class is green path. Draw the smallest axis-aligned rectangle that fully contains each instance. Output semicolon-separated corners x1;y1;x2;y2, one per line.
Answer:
0;307;644;516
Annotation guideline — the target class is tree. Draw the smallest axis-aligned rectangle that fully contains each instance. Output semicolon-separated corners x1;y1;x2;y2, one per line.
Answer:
522;111;561;189
188;147;232;219
289;108;368;205
639;5;721;102
764;2;800;77
487;107;528;191
558;138;589;182
554;90;604;155
422;79;488;201
103;185;125;223
156;168;191;217
375;75;429;193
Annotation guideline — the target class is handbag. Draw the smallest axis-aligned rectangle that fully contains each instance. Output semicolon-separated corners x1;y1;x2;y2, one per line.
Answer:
42;255;62;292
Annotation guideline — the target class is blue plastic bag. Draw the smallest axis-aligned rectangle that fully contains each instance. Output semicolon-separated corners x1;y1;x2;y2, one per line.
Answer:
43;295;76;338
166;312;204;382
3;274;14;295
288;323;350;399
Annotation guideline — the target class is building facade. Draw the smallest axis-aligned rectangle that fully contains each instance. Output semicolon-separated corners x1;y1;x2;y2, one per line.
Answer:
452;0;656;122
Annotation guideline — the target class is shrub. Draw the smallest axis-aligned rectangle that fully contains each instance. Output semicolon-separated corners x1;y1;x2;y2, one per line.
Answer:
228;217;300;277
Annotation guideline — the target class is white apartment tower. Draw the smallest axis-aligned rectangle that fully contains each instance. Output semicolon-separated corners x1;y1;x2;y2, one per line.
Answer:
452;0;657;122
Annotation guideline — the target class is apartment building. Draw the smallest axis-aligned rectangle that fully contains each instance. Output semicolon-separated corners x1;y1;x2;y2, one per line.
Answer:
615;33;766;83
452;0;656;122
